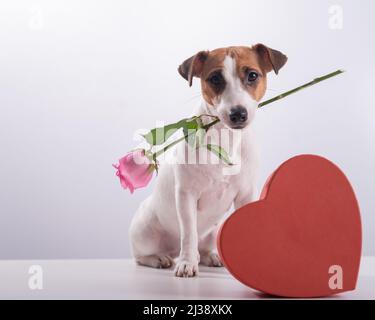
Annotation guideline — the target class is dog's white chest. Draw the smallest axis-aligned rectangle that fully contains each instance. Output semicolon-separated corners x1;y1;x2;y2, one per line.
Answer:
197;173;238;219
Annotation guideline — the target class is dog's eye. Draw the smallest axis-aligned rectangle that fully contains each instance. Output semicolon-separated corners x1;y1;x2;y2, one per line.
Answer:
247;71;259;83
208;73;224;86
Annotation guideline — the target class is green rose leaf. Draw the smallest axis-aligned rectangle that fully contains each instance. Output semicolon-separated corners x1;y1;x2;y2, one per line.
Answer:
206;144;233;166
194;128;206;149
143;117;197;146
183;117;206;149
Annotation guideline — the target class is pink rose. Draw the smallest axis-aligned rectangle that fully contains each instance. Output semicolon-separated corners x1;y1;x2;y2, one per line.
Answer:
113;149;155;193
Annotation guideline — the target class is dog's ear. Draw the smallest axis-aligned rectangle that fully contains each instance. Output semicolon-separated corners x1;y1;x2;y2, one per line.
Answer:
253;44;288;75
178;51;209;87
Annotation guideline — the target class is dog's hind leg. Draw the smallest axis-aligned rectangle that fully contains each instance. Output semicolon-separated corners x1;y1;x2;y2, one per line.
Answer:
198;227;223;267
129;199;175;269
136;254;174;269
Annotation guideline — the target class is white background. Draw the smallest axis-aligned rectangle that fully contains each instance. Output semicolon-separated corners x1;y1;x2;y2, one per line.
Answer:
0;0;374;259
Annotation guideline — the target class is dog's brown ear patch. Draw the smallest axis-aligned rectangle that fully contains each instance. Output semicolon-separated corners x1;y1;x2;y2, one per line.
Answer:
254;44;288;75
178;51;209;87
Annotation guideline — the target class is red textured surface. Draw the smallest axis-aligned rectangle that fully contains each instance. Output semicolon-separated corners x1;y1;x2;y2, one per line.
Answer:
217;155;362;298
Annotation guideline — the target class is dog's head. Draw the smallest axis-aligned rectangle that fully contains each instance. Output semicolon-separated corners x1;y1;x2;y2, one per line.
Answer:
178;44;287;129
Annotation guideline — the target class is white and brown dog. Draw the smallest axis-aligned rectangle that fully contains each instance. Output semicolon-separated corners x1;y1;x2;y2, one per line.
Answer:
129;44;287;277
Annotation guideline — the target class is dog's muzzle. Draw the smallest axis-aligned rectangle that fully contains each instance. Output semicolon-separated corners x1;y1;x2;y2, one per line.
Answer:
229;106;248;129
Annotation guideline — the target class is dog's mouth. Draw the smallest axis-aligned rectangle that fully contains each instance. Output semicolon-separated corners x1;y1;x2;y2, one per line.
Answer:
216;107;253;130
228;124;248;130
220;118;250;130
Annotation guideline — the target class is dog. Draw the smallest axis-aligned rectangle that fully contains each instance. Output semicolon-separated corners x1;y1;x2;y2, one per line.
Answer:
129;44;287;277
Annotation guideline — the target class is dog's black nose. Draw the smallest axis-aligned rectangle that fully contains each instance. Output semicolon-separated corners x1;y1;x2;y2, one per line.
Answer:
229;106;248;124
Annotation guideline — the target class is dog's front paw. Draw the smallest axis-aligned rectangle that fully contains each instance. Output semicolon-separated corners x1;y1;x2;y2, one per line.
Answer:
174;260;199;277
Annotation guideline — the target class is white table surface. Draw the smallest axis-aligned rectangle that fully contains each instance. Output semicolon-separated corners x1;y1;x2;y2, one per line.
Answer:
1;257;374;300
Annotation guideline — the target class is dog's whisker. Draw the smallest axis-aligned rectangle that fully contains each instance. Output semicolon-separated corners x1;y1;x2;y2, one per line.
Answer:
266;88;279;92
184;93;202;103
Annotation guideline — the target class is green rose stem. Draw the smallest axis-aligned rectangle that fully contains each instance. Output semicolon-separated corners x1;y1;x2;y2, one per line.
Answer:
258;69;344;108
152;69;345;161
152;118;220;160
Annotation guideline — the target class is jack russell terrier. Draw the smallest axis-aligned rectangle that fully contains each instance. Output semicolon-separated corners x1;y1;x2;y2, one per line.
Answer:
129;44;287;277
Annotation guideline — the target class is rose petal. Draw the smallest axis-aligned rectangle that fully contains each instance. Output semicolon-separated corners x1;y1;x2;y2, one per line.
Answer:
113;149;154;193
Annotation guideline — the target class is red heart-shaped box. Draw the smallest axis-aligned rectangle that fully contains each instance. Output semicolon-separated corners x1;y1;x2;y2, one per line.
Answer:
217;155;362;298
